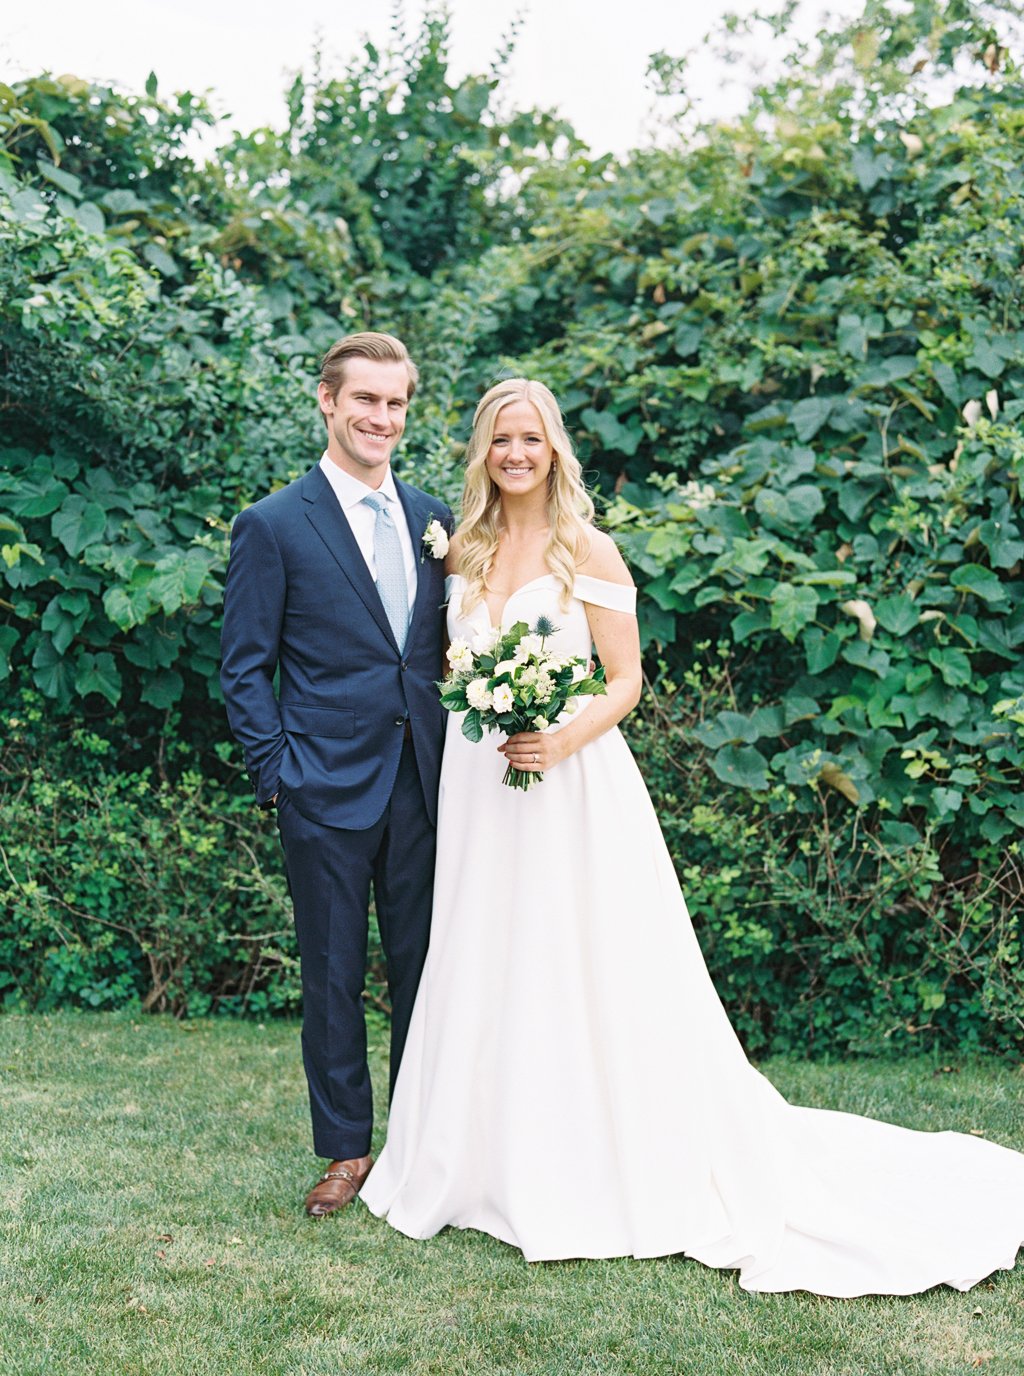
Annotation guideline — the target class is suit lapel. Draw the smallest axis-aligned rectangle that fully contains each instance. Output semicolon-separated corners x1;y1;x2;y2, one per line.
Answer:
301;465;398;650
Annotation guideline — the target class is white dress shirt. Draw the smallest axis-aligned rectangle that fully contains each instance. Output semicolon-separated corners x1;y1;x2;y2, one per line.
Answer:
319;454;418;608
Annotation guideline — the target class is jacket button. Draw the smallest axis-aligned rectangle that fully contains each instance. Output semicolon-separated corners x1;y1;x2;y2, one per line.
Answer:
401;661;409;671
394;717;405;727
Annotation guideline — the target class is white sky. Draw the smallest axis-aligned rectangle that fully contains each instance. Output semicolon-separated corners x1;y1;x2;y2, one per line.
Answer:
0;0;859;158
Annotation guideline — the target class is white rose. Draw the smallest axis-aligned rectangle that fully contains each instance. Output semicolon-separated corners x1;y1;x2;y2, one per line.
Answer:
446;638;473;671
533;715;549;730
466;679;493;712
518;633;545;659
423;519;449;558
491;683;515;713
471;626;500;655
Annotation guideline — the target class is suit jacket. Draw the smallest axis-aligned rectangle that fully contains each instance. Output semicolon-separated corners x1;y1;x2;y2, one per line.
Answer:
220;462;451;829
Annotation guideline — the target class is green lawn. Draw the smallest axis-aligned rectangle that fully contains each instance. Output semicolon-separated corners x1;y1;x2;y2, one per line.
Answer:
1;1013;1022;1376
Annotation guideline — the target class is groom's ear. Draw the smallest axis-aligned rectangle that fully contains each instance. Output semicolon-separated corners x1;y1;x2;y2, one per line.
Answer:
317;381;335;416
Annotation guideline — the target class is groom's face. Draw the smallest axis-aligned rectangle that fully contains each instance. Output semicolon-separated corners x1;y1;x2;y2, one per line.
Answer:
318;358;411;483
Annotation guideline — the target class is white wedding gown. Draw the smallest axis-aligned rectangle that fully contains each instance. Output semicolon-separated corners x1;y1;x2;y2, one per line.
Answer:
360;573;1024;1295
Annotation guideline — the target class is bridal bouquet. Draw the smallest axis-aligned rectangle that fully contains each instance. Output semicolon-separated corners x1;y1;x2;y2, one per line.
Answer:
439;616;607;791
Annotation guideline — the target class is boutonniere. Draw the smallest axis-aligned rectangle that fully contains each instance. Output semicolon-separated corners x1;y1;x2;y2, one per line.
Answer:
421;517;449;561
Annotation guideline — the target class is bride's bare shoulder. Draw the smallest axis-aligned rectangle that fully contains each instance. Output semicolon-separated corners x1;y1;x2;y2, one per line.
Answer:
577;529;634;587
444;531;466;576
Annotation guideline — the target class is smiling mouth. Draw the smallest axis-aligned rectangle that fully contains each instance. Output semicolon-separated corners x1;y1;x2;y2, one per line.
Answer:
502;466;532;476
358;430;391;444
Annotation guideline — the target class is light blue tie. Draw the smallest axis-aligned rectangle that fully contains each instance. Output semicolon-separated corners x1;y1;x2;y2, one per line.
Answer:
362;491;409;650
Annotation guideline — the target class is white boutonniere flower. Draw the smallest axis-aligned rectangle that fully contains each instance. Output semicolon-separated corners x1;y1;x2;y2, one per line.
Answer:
422;518;449;560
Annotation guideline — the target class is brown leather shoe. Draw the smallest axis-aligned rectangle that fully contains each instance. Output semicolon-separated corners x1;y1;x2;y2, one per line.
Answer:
304;1154;374;1218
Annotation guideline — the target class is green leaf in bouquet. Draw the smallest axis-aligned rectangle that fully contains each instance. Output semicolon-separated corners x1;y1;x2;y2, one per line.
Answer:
461;709;484;743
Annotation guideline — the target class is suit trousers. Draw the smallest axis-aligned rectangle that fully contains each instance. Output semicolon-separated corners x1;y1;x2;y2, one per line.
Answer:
276;739;436;1160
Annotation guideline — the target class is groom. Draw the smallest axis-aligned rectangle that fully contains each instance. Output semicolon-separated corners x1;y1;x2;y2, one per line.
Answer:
220;332;451;1217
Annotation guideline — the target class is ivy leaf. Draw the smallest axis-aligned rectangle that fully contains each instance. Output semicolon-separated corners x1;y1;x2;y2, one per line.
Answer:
837;314;867;359
770;582;819;641
914;681;970;726
794;569;857;587
140;668;183;708
148;549;214;614
875;595;919;635
952;565;1006;603
775;446;817;486
73;651;122;705
804;628;840;673
103;584;153;631
837;480;880;521
842;640;891;676
32;634;74;704
755;484;824;530
710;744;771;791
928;647;972;687
967;334;1011;379
879;821;922;851
694;711;761;748
9;479;69;518
731;607;770;642
931;786;963;817
851;145;889;193
783;693;819;724
749;705;786;738
977;517;1024;570
580;408;644;457
931;362;962;406
40;593;88;655
143;242;179;277
52;496;107;556
673;322;703;357
788;396;835;441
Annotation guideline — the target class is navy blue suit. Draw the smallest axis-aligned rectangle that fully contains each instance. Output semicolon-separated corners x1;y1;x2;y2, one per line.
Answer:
220;462;450;1159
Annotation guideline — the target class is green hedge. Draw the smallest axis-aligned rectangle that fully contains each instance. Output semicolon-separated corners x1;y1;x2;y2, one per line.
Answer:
1;2;1022;1051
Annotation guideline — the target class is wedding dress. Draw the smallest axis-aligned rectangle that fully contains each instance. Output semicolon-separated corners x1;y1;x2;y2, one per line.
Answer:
360;573;1024;1295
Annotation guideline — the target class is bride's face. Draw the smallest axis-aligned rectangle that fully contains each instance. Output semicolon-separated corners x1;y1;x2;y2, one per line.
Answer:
486;400;554;500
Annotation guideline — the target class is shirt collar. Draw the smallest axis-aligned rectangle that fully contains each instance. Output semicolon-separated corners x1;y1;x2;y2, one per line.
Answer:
319;454;400;511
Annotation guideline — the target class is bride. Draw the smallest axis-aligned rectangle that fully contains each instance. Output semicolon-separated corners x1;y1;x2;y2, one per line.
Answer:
359;377;1024;1296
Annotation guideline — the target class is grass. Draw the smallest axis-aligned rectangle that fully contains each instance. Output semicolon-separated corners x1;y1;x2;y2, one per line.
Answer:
1;1012;1022;1376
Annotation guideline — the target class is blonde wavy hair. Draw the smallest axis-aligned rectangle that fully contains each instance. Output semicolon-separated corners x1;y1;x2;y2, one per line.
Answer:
456;378;595;614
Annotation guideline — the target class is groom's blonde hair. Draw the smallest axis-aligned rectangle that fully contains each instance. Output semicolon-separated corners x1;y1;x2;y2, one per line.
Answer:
319;333;419;424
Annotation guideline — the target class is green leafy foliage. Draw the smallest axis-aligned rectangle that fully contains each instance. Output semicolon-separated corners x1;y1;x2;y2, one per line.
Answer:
1;1;1022;1050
